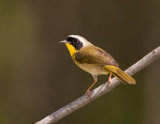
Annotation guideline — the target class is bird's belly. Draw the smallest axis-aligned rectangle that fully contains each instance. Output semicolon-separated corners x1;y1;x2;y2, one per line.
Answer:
75;61;107;75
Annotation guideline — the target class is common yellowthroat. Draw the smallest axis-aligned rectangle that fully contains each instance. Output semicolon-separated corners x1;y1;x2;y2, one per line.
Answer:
60;35;136;97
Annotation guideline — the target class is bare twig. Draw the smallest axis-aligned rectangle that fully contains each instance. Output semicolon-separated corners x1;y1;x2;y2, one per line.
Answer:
36;46;160;124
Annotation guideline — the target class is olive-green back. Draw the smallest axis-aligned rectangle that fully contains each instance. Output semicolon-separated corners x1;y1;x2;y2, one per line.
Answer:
74;45;119;66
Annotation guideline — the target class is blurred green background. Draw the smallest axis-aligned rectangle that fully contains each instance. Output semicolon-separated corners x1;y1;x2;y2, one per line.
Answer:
0;0;160;124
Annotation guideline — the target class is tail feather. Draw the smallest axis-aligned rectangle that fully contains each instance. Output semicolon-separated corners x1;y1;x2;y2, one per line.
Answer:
104;65;136;84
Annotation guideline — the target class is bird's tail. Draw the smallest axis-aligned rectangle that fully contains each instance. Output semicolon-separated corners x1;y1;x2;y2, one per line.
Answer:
104;65;136;84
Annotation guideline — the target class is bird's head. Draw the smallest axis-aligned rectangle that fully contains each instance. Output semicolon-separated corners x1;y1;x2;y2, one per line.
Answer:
60;35;91;56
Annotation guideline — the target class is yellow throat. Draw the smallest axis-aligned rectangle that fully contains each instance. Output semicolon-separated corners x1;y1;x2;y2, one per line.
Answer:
65;43;77;57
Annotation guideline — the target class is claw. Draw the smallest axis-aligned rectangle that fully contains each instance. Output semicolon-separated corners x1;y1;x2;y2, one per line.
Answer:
105;73;112;87
86;90;92;99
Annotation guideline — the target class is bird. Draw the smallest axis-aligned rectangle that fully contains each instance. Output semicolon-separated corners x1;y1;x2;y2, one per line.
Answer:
60;35;136;98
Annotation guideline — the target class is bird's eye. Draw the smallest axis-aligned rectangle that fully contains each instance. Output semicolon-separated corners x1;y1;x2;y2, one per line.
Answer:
73;39;77;42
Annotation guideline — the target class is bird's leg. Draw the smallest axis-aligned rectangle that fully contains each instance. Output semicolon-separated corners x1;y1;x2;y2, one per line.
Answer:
86;75;97;98
105;73;112;87
108;73;112;84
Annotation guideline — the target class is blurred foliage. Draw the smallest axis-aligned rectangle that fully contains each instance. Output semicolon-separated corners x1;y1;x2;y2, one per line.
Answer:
0;0;160;124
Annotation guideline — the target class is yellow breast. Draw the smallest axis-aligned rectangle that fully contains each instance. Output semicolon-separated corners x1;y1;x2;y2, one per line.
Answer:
65;43;106;75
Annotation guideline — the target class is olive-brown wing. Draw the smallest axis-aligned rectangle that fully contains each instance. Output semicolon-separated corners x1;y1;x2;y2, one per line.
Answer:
74;46;119;66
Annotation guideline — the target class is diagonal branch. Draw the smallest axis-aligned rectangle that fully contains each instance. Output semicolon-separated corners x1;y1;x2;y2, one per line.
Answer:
36;46;160;124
